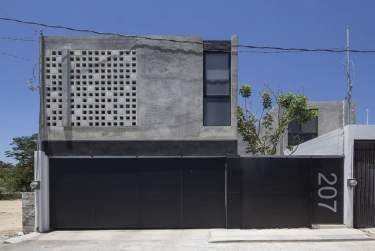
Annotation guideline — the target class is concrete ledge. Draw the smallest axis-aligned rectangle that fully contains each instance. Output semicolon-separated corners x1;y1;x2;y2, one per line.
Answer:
3;232;40;244
311;224;348;229
208;228;373;242
361;228;375;238
43;140;238;156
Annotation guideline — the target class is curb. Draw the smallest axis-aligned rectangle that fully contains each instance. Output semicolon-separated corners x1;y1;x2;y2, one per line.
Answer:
208;229;374;243
3;232;40;244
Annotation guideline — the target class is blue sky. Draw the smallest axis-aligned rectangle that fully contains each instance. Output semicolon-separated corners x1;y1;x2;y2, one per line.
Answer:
0;0;374;162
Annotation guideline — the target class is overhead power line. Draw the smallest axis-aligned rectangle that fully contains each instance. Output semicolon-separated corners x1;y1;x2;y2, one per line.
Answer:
0;51;32;61
0;17;202;45
0;36;36;42
1;16;375;53
237;45;375;53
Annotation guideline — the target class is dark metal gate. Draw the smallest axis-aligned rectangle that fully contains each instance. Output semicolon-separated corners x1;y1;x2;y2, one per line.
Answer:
50;157;226;229
354;140;375;228
49;156;343;229
227;157;343;229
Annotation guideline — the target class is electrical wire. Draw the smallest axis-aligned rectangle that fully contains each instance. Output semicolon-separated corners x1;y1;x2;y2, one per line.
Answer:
238;45;375;53
0;51;32;61
0;17;203;45
1;17;375;54
0;17;375;53
0;36;36;42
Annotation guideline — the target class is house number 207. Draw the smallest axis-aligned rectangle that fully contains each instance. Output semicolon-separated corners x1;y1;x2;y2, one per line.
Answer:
317;173;337;213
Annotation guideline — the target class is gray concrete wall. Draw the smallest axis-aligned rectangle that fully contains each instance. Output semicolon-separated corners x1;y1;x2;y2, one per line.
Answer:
314;101;355;135
315;101;345;135
22;192;35;233
42;35;237;142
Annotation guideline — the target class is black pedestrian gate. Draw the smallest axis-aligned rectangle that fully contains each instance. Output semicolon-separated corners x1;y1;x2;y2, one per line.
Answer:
354;140;375;228
227;157;343;228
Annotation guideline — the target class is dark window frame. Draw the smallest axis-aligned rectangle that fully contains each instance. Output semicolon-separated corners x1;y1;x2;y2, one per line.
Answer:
287;113;319;146
203;51;231;126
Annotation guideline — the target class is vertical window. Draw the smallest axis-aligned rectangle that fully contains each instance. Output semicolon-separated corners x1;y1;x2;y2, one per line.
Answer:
203;53;231;126
288;116;318;146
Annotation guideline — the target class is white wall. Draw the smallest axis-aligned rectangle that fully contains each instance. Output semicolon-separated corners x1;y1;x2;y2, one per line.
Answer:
290;128;344;156
34;151;49;232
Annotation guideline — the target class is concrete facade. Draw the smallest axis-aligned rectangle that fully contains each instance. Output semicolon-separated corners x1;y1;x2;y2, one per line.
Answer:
292;125;375;227
36;35;238;232
41;35;238;142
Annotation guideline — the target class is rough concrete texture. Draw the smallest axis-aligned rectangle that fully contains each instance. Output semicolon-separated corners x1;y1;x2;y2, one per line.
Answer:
42;36;237;142
312;101;355;134
1;229;375;251
21;192;34;233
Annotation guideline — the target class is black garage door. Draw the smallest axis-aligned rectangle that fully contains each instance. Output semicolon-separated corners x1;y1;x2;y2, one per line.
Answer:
49;157;226;229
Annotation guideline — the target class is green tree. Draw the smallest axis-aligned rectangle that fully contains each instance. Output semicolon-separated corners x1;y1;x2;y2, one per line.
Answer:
237;84;318;155
0;166;33;192
0;161;14;192
5;134;37;168
0;160;14;169
1;134;37;192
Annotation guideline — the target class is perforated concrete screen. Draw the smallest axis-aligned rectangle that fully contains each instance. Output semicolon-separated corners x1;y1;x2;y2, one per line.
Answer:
44;49;137;127
45;50;63;127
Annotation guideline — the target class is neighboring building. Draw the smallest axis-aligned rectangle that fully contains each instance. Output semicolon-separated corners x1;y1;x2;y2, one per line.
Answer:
287;101;356;146
238;100;356;156
35;35;238;232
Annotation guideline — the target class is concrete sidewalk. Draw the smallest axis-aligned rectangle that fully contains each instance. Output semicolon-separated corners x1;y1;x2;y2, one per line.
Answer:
361;228;375;237
209;228;372;242
2;229;375;251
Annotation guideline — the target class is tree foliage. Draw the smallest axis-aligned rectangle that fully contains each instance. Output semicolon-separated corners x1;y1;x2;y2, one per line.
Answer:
0;165;33;192
237;84;318;155
5;134;37;168
0;134;37;192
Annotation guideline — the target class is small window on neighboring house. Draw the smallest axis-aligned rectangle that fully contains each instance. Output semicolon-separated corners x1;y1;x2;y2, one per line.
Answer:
203;53;231;126
288;116;318;146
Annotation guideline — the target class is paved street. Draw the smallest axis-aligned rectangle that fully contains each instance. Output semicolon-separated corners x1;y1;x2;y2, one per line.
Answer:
2;229;375;251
